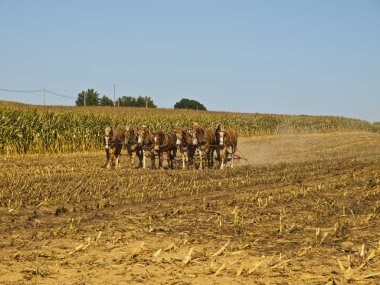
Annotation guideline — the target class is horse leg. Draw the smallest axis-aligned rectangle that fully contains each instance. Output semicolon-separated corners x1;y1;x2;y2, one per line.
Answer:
170;150;175;169
173;147;177;169
188;147;195;168
110;148;115;169
209;147;214;168
172;148;176;169
159;152;163;169
137;149;143;168
182;151;186;169
103;148;111;168
142;150;146;169
149;150;154;169
231;146;235;168
220;147;227;170
131;151;136;167
115;146;122;167
215;147;221;168
185;151;190;169
206;145;213;168
168;151;173;169
199;149;203;170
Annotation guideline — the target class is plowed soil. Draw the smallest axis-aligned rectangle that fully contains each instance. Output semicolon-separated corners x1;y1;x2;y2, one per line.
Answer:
1;132;380;285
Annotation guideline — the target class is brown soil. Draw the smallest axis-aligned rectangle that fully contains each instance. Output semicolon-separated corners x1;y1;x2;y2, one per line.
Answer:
1;132;380;285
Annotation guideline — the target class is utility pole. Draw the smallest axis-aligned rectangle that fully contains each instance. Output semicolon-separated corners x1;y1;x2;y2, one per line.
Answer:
145;96;148;108
43;88;46;106
114;83;116;107
84;92;86;106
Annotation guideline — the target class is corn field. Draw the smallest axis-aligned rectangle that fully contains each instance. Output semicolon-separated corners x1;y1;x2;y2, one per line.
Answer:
0;102;378;155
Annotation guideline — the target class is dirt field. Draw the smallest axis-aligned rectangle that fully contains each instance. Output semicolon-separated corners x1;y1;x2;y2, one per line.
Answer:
1;132;380;285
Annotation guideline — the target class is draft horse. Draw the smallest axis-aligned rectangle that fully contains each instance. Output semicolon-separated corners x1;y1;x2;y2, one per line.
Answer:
137;126;156;169
153;131;177;169
124;126;143;168
217;126;238;169
175;128;196;169
102;126;124;169
190;125;218;169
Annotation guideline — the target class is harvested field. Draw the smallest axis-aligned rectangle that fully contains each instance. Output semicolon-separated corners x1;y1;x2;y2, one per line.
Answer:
1;132;380;284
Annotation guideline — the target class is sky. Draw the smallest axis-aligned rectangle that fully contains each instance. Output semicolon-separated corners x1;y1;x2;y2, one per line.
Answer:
0;0;379;122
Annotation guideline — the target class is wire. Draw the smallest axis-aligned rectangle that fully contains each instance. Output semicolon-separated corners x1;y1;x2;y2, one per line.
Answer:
45;89;76;99
0;88;44;93
0;88;76;99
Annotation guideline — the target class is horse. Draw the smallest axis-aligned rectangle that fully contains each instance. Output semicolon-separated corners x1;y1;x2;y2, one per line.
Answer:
137;126;156;169
189;125;218;169
124;126;143;168
175;127;196;169
153;131;177;169
217;126;238;169
102;126;124;169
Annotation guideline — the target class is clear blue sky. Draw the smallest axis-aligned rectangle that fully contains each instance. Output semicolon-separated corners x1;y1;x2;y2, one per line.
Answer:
1;0;379;122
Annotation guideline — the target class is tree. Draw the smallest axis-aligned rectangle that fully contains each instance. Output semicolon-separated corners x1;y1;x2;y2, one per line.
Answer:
118;96;157;108
99;95;114;106
174;98;207;111
119;96;136;107
76;89;100;106
136;96;156;108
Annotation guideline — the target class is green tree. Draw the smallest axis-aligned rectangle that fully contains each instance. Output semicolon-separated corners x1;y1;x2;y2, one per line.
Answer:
119;96;136;107
118;96;156;108
99;95;114;106
174;98;206;111
136;96;156;108
75;89;100;106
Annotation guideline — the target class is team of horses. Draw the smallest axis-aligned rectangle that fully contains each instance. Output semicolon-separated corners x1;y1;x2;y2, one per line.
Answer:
103;124;238;170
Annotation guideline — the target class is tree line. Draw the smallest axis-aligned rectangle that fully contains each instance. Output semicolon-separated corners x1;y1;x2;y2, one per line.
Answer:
76;89;206;110
76;89;156;108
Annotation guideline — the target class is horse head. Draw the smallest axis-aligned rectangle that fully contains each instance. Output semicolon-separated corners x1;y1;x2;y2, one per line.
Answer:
124;125;136;145
137;125;148;145
189;126;204;146
153;131;165;152
175;128;186;147
218;125;226;146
